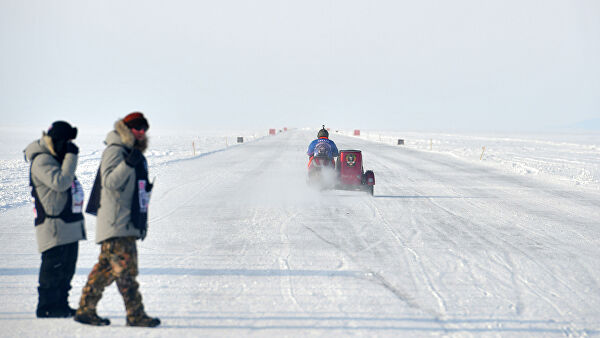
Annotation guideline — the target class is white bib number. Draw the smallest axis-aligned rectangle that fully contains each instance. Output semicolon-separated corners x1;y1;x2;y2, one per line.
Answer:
31;197;37;218
137;180;150;213
71;179;84;213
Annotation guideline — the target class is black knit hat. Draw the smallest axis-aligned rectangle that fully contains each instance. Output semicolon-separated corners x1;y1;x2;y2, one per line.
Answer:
47;121;77;141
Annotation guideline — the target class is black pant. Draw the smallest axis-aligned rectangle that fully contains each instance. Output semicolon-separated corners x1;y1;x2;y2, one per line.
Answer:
37;242;78;312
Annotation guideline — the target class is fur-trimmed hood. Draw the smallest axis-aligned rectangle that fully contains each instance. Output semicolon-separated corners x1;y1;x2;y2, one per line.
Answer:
24;132;58;162
105;119;148;153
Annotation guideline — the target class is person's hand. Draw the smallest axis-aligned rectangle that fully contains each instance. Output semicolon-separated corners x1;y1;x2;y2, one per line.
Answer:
65;142;79;155
125;149;143;167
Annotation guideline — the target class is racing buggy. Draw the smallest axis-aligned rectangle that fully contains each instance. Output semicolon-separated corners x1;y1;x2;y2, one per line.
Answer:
308;149;375;195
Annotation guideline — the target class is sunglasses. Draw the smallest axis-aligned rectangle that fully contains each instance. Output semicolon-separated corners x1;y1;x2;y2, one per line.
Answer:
132;126;147;132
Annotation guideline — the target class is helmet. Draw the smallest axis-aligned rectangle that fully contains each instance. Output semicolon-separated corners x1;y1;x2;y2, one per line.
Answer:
317;125;329;138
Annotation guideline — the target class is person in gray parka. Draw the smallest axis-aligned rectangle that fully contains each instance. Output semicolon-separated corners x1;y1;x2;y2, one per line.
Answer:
75;112;160;327
24;121;86;318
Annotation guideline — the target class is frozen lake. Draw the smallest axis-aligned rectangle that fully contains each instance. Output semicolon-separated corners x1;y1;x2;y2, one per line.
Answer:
1;127;599;337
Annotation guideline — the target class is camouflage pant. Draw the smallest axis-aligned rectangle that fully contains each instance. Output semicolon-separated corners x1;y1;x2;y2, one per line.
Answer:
77;236;145;320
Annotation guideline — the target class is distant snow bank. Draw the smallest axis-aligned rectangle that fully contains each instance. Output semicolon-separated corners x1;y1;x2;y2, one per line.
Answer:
0;127;270;212
334;129;600;190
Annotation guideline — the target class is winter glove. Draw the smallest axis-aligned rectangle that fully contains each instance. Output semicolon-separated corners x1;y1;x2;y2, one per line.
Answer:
125;149;143;167
65;142;79;155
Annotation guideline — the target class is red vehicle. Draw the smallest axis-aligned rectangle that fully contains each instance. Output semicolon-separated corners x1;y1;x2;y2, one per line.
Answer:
336;150;375;195
308;149;375;195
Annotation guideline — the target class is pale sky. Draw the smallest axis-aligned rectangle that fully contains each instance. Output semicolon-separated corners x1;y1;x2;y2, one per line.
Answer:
1;0;599;131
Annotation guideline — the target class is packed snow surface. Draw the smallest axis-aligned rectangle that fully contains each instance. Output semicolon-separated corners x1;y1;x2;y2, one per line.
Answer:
1;127;599;337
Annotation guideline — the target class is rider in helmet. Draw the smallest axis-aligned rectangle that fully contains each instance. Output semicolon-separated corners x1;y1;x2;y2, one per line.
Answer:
307;125;339;168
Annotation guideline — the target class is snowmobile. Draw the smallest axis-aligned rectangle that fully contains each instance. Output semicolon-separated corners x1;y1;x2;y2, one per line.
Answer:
307;154;337;189
307;149;375;195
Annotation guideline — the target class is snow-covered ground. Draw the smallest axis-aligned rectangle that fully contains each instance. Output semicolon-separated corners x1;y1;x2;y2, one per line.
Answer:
335;129;600;190
1;127;599;337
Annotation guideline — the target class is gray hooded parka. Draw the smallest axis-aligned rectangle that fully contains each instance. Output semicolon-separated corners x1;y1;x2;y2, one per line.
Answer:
24;134;86;253
95;120;148;243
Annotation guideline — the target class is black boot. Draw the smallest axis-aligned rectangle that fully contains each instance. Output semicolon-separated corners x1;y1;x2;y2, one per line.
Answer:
37;287;66;318
59;304;77;317
58;287;76;317
36;305;71;318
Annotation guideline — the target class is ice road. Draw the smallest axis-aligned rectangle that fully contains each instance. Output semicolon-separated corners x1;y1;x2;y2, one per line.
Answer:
1;129;599;337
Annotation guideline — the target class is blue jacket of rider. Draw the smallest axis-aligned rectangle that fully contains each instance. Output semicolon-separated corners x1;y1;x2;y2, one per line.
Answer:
307;137;339;158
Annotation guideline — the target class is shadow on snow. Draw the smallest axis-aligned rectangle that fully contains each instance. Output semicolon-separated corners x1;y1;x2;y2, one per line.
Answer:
0;267;361;277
